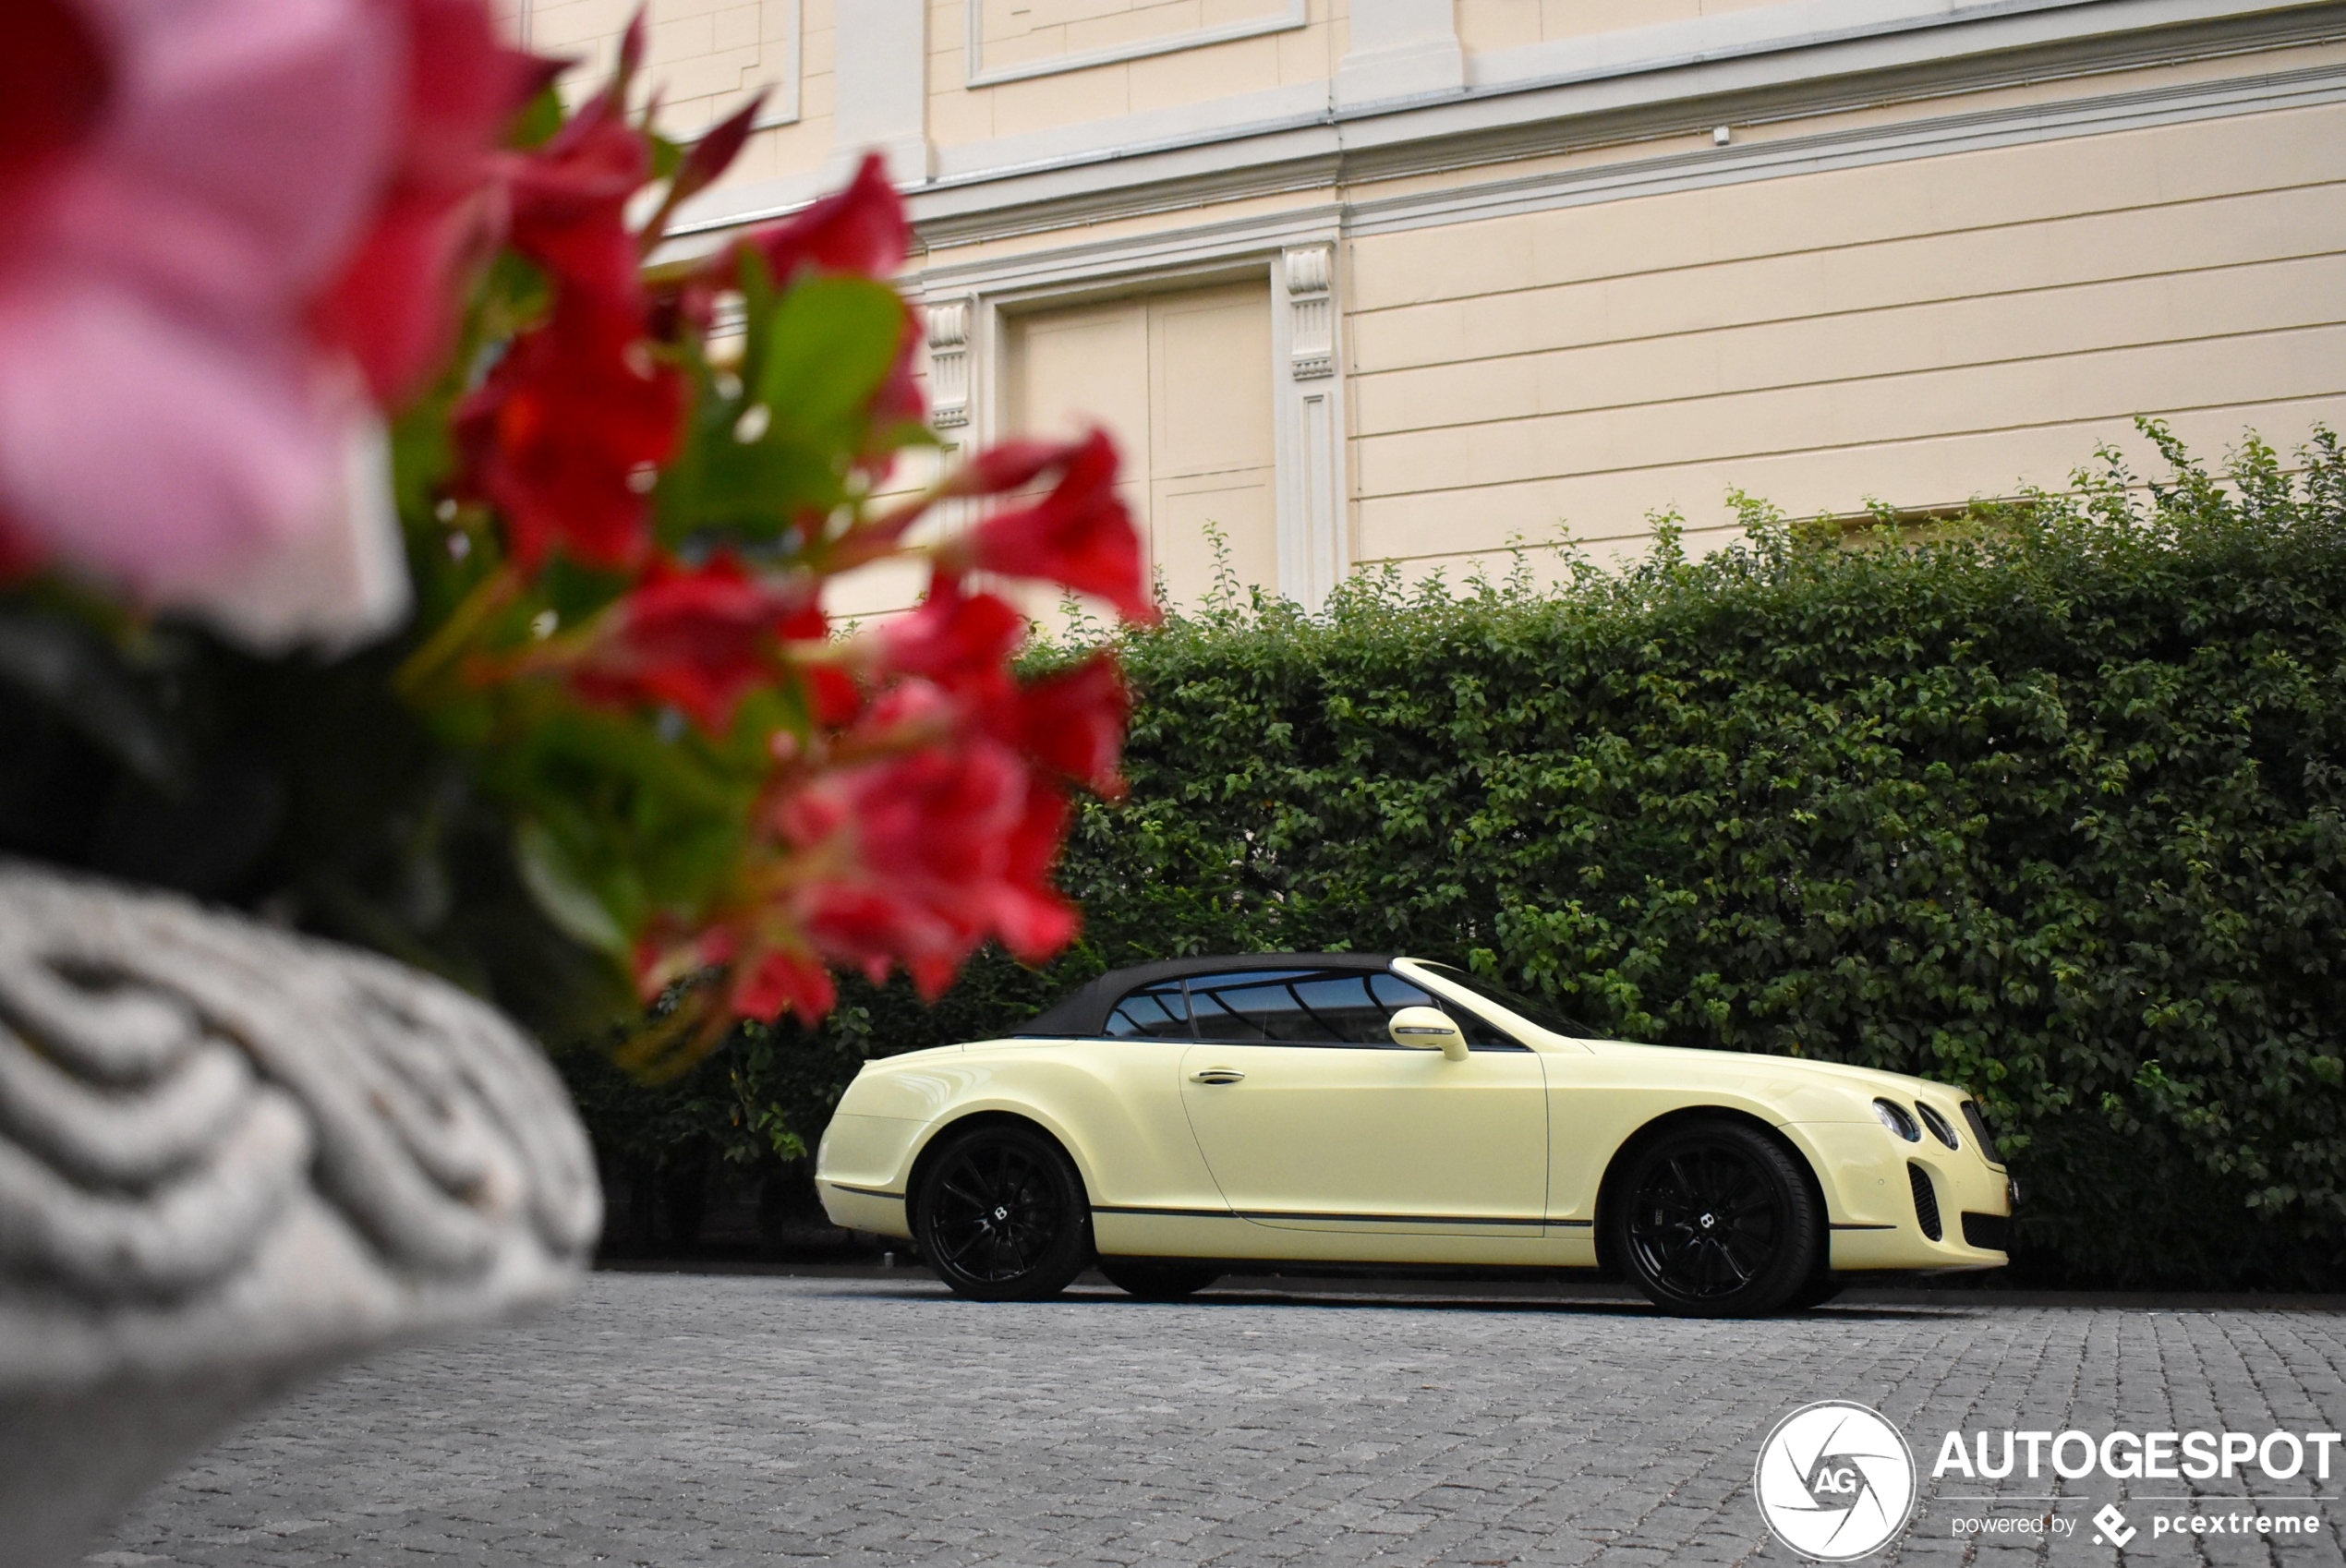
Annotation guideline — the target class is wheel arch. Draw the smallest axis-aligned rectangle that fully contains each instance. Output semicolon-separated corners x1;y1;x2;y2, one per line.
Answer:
1590;1105;1831;1273
903;1109;1094;1235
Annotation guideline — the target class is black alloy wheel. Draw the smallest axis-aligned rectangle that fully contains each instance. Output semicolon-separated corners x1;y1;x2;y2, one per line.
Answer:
1097;1260;1222;1300
1607;1120;1821;1317
914;1124;1092;1301
1785;1268;1844;1311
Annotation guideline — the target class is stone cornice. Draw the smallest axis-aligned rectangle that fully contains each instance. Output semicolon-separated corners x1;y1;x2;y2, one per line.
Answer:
903;0;2345;251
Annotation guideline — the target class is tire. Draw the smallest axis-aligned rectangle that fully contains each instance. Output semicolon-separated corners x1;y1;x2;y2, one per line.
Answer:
1097;1260;1221;1300
1785;1270;1844;1311
1606;1119;1822;1318
913;1123;1093;1301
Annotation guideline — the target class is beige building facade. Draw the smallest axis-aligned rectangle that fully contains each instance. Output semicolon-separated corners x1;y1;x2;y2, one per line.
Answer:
514;0;2346;611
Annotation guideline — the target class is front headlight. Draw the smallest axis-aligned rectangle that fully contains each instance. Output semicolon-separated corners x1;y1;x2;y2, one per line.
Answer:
1873;1098;1922;1141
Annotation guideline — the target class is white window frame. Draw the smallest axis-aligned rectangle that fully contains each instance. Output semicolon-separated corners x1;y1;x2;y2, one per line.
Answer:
964;0;1307;89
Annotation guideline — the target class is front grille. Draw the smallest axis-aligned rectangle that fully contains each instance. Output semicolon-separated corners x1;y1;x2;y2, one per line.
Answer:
1907;1162;1942;1241
1962;1212;2010;1251
1961;1099;2003;1164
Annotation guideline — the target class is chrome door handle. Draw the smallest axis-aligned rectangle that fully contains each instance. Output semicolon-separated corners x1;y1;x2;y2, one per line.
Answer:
1189;1068;1245;1085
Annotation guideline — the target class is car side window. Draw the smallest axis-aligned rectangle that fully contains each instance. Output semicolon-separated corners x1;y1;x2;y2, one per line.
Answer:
1104;980;1191;1038
1176;968;1529;1050
1183;970;1307;1041
1371;972;1529;1052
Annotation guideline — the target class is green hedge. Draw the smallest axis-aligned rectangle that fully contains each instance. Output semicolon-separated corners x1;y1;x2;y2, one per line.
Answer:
567;425;2346;1288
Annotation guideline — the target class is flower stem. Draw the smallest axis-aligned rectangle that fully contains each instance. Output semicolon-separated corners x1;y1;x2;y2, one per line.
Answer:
394;564;523;700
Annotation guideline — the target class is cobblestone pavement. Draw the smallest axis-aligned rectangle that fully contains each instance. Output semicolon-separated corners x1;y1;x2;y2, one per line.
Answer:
91;1272;2346;1568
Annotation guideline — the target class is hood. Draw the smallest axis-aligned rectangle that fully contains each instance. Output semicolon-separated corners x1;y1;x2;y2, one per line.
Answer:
1583;1036;1965;1104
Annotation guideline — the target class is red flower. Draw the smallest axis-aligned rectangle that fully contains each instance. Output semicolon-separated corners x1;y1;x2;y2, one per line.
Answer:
0;0;109;221
504;90;649;327
665;89;764;212
877;578;1024;693
451;304;682;570
451;45;689;573
639;918;838;1025
940;438;1067;498
733;151;906;286
309;0;548;406
866;307;927;435
673;151;909;339
803;666;862;728
1014;653;1130;798
941;429;1156;623
775;709;1081;997
993;779;1079;958
565;551;823;733
731;947;837;1024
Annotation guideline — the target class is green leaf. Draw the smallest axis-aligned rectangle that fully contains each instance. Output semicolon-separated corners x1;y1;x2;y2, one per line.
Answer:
514;816;631;957
754;275;907;440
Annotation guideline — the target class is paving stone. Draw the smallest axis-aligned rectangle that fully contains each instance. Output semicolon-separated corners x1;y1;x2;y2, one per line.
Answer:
82;1277;2346;1566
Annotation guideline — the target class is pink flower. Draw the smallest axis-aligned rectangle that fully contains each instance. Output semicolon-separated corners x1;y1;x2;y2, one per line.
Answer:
0;0;524;648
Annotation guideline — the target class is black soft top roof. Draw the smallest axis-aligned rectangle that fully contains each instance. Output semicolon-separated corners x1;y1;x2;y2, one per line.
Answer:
1019;952;1397;1038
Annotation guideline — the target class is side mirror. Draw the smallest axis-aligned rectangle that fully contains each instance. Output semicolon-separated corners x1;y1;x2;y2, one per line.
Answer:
1388;1006;1469;1062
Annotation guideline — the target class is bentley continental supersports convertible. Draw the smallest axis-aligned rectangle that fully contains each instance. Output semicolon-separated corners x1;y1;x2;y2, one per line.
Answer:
814;953;2014;1315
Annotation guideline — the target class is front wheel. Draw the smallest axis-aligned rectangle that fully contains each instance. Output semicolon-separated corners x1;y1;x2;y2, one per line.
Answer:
914;1124;1092;1301
1607;1120;1821;1318
1785;1270;1844;1311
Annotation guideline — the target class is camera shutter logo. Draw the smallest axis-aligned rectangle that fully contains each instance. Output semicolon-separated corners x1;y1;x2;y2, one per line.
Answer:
1753;1402;1918;1560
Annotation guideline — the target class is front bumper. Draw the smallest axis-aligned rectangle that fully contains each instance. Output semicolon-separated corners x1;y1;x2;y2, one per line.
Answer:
1787;1120;2013;1272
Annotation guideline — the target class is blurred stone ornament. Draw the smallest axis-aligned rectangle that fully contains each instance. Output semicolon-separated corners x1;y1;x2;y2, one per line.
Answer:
0;862;601;1568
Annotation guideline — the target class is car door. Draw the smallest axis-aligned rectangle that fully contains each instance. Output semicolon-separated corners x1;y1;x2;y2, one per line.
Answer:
1176;967;1548;1234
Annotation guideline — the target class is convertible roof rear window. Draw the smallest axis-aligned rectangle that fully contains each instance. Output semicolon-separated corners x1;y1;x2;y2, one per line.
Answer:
1019;952;1394;1038
1103;979;1189;1038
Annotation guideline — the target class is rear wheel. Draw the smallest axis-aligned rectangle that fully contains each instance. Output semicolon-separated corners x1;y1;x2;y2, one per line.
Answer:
1097;1260;1221;1300
914;1124;1092;1301
1607;1120;1821;1317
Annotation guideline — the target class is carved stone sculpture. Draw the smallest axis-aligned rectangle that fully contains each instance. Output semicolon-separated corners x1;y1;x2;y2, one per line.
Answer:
0;862;601;1568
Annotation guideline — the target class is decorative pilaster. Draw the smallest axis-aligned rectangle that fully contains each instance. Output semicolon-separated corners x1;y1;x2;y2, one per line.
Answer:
1274;243;1347;611
1285;247;1334;380
926;299;972;428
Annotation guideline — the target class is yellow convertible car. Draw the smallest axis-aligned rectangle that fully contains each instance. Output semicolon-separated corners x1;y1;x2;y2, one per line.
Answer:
815;954;2014;1315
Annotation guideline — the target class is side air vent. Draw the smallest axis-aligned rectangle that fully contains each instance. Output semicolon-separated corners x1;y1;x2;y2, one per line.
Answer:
1962;1212;2010;1251
1907;1163;1942;1241
1960;1100;2004;1166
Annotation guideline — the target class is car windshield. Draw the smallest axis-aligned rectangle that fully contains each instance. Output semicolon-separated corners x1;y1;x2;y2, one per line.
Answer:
1411;962;1595;1040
